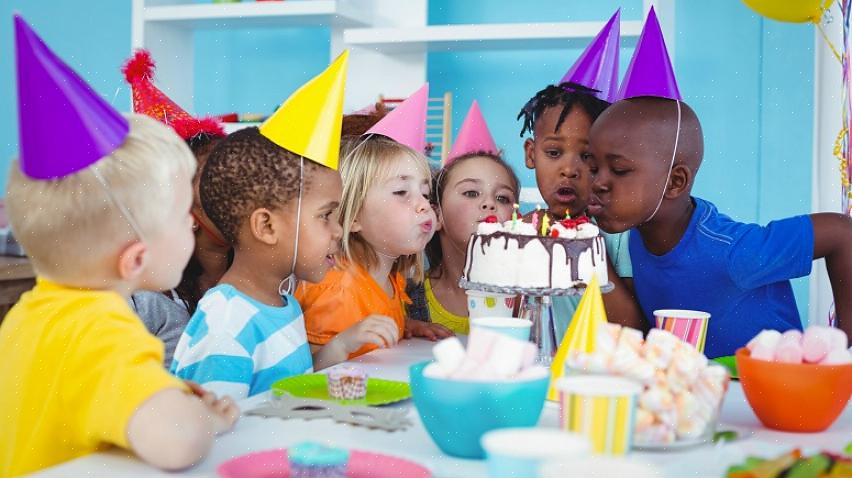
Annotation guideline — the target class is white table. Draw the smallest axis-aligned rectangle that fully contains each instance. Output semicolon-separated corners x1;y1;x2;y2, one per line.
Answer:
30;339;852;478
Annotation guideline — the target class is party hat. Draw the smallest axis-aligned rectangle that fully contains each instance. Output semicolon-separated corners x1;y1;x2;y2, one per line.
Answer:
548;275;608;400
14;14;129;180
122;49;224;141
615;7;681;101
364;83;429;153
260;50;349;170
560;9;621;102
445;100;498;165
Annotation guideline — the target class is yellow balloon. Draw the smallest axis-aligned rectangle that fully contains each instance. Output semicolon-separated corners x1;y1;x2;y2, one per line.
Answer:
741;0;831;24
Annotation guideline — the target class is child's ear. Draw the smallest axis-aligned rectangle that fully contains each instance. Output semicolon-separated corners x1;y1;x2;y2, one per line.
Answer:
249;208;278;245
666;163;693;199
523;138;536;169
350;216;363;233
116;241;148;281
433;204;444;232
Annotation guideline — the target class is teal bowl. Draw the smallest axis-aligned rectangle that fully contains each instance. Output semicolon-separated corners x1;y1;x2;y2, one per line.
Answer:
409;361;549;459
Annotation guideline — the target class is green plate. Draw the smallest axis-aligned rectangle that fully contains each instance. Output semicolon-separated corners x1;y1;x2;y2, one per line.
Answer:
712;355;739;380
271;374;411;406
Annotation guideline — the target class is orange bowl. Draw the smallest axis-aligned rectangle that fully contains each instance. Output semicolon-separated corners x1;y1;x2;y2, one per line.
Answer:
735;347;852;432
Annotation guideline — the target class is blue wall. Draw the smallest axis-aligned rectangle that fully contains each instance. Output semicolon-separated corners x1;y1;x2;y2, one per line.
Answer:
0;1;815;315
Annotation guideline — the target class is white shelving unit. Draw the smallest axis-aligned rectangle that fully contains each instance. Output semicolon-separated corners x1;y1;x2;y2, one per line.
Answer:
345;20;644;53
131;0;675;120
140;1;369;29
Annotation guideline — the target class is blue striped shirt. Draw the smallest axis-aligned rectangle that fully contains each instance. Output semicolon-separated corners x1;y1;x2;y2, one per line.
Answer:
170;284;313;399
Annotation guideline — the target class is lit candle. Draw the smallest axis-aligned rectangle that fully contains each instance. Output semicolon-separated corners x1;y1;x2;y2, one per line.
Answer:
512;203;519;230
541;213;550;236
532;205;541;231
565;208;571;220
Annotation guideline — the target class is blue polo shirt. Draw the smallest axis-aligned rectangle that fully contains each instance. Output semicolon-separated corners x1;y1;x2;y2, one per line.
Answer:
629;197;813;358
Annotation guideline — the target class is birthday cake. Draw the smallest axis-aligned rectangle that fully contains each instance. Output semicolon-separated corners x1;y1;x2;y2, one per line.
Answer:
463;214;608;291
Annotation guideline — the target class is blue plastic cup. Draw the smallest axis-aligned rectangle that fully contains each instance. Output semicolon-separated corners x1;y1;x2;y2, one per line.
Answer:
482;428;590;478
471;317;532;341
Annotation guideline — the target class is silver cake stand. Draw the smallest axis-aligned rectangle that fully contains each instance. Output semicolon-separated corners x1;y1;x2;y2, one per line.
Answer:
459;278;614;366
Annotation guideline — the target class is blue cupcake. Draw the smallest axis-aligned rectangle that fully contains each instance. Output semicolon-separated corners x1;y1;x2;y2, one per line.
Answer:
288;442;350;478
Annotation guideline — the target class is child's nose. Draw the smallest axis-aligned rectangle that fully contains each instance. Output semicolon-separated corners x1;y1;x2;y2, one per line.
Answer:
560;158;583;179
480;199;496;211
332;220;343;241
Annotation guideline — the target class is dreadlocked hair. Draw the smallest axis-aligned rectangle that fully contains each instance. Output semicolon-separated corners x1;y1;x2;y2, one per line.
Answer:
517;82;611;137
426;151;520;279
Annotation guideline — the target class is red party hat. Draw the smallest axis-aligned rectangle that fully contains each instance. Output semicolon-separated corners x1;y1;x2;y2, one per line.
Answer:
122;49;225;140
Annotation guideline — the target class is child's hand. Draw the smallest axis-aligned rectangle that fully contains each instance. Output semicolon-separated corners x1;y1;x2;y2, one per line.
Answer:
404;319;454;341
337;314;400;354
184;380;240;435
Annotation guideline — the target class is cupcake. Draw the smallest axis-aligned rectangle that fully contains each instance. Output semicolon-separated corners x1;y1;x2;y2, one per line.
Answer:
288;442;349;478
327;365;368;400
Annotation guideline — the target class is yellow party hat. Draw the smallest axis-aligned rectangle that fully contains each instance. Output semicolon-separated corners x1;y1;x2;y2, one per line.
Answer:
260;50;349;170
548;274;608;400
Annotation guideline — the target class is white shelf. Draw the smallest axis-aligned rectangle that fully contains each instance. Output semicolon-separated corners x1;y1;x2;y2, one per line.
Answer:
222;121;261;134
143;1;369;29
344;20;643;52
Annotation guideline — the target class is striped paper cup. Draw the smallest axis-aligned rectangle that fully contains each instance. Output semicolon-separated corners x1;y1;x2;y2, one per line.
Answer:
556;376;642;455
653;309;711;353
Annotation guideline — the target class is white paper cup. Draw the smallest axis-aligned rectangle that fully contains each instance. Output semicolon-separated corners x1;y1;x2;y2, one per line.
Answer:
482;428;589;478
540;457;662;478
471;317;533;341
467;290;517;318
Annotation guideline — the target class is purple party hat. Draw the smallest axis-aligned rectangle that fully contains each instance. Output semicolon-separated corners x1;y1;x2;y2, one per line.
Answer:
560;9;621;102
15;14;129;180
615;7;682;101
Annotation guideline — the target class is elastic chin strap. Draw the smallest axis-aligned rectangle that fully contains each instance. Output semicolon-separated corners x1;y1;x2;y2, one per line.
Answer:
279;155;304;297
91;165;146;242
644;100;682;224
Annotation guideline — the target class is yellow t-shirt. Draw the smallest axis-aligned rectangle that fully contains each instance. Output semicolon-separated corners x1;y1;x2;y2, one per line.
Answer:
0;278;187;477
424;278;469;335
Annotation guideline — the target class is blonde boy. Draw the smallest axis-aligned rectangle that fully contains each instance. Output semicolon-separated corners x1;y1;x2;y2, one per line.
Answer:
0;115;238;476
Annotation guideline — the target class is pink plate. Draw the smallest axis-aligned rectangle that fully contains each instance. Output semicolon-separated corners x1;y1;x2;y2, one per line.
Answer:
217;448;431;478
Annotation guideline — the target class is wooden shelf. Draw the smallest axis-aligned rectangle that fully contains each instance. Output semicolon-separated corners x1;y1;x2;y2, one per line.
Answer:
143;1;369;29
344;20;643;52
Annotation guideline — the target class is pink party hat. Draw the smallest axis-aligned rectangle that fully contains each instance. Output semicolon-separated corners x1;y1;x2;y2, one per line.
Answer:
364;83;429;153
560;9;621;102
445;100;498;165
615;7;682;101
14;15;129;180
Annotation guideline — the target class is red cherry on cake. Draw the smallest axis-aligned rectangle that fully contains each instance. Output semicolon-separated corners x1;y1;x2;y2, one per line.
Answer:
560;219;578;229
575;216;591;225
484;215;499;224
550;229;560;237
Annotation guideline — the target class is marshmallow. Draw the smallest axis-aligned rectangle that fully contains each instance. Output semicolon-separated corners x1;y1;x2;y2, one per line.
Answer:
489;334;529;377
635;424;676;445
617;327;645;355
803;326;849;364
639;386;675;413
423;362;448;378
467;327;500;363
774;332;804;364
819;348;852;365
747;329;782;361
597;323;622;354
432;337;466;374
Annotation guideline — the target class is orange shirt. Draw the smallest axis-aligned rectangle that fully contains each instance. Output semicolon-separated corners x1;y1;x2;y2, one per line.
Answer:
296;261;409;359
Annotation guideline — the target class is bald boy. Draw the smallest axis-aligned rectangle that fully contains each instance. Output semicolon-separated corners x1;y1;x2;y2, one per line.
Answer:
585;97;852;357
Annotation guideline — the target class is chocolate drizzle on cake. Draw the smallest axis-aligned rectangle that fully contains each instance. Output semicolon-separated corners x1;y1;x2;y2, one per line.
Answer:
464;231;604;289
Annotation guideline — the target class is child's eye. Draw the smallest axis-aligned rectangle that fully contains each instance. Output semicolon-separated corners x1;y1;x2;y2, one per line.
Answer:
463;190;479;198
496;195;512;204
546;149;562;159
393;190;407;196
580;152;593;162
611;169;629;176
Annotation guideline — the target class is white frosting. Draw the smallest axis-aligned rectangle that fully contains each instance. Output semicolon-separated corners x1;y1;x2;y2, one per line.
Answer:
501;220;537;236
464;232;608;290
476;221;503;235
550;223;577;239
575;222;600;239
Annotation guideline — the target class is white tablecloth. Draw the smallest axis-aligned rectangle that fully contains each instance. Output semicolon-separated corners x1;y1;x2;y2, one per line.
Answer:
29;338;852;478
